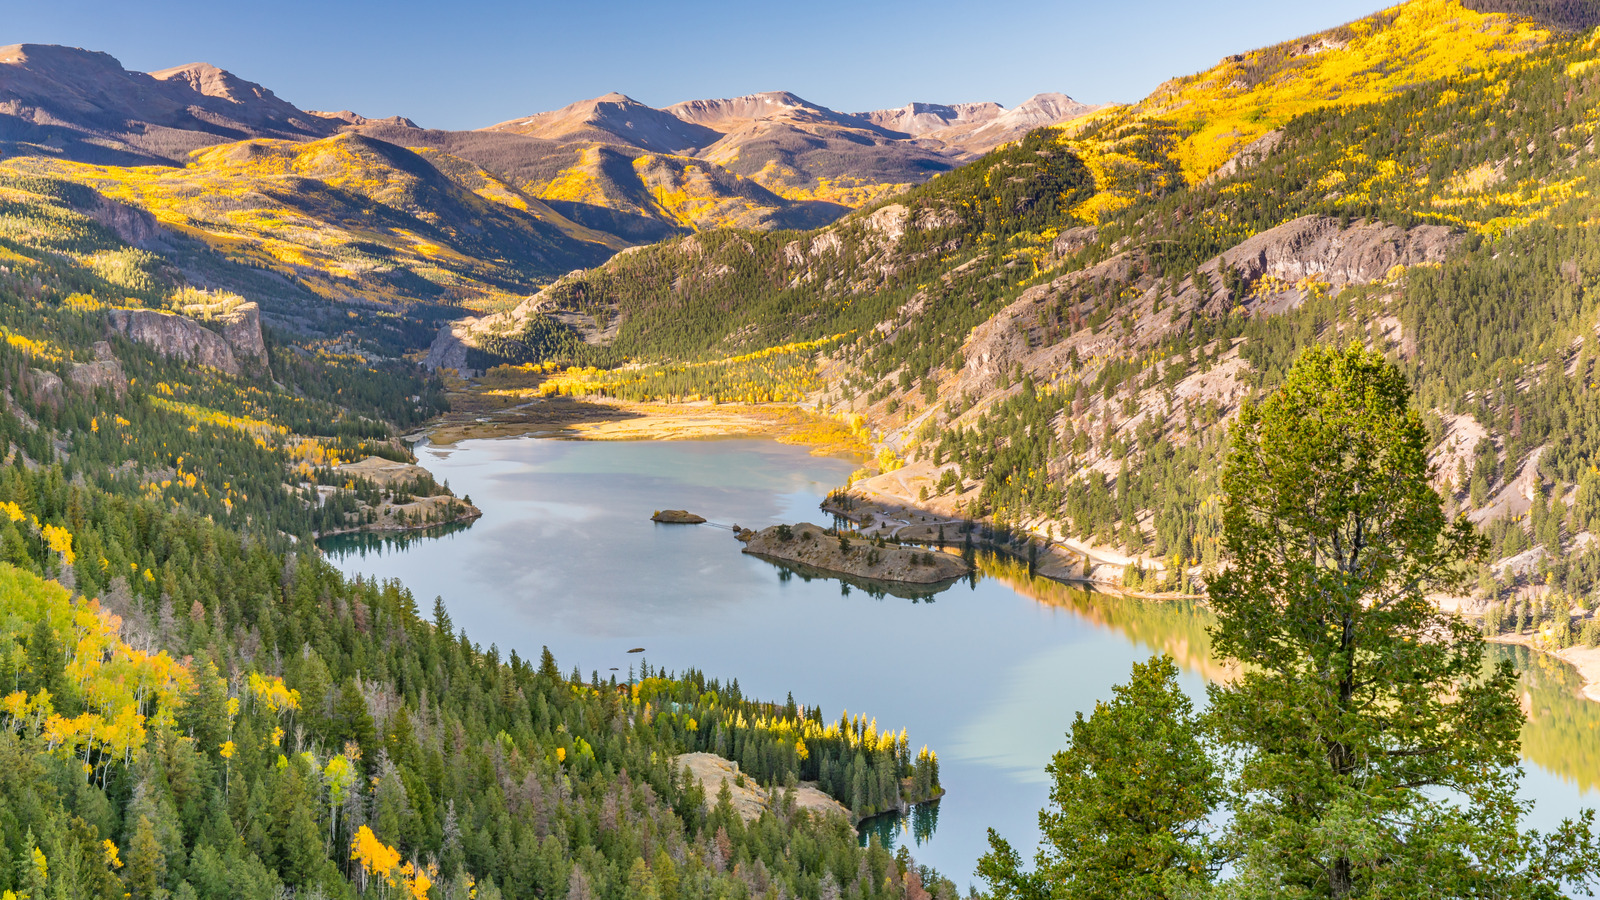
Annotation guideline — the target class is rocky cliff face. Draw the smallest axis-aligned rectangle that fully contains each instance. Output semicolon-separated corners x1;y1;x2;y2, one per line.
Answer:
67;342;128;397
23;342;127;408
67;188;170;250
210;303;268;362
948;215;1463;399
106;302;268;377
1205;214;1459;295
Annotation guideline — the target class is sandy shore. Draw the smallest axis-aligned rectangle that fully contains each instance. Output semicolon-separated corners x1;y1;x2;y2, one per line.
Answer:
428;391;870;458
675;752;850;823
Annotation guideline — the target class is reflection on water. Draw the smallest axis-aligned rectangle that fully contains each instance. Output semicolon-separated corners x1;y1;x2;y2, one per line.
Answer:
317;435;1600;885
972;553;1225;682
757;556;961;602
861;800;941;850
1494;643;1600;793
320;519;477;558
969;554;1600;817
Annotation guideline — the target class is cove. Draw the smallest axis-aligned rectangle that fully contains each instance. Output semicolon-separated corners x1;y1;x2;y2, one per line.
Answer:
319;435;1600;888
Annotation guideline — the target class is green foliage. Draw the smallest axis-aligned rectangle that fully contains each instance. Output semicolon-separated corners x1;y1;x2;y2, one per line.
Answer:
1208;344;1596;896
0;459;954;900
473;131;1094;386
978;654;1218;900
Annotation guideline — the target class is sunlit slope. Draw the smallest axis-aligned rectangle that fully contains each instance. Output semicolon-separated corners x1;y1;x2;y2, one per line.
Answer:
5;133;614;312
447;129;1096;370
454;0;1583;373
1064;0;1554;221
527;143;850;232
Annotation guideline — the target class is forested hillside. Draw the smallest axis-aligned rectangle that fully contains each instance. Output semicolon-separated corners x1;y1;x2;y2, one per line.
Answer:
12;0;1600;897
0;159;952;899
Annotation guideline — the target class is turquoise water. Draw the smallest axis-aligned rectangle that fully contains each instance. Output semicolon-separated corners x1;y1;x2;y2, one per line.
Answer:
319;435;1600;889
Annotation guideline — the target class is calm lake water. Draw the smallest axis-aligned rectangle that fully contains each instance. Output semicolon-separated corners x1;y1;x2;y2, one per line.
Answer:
320;436;1600;888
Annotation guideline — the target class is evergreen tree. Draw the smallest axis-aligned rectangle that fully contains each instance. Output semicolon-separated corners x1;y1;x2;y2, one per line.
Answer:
1209;343;1599;897
978;654;1217;900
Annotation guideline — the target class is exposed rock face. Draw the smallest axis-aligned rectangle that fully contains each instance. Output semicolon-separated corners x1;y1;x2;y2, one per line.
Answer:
106;303;268;376
1206;214;1460;294
954;215;1462;399
738;522;971;584
25;368;63;406
1205;129;1283;183
66;341;127;397
16;347;126;407
208;303;268;362
1051;226;1098;256
66;188;170;249
424;318;478;374
308;109;419;129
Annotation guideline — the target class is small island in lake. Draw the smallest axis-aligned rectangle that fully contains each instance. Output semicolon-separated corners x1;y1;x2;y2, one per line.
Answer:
652;509;706;524
738;522;971;584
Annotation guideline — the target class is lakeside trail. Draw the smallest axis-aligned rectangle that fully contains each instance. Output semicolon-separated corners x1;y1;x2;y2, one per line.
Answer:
418;392;1600;708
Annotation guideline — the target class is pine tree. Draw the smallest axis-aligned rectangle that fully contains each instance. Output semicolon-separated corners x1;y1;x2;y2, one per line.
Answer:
123;816;165;900
1209;343;1599;896
978;655;1217;900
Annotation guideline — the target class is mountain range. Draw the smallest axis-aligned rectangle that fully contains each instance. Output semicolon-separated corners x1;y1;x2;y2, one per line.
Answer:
7;1;1600;898
429;0;1600;607
0;43;1097;262
6;0;1600;598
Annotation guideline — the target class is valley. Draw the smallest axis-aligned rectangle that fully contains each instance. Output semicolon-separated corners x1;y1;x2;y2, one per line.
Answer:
5;0;1600;897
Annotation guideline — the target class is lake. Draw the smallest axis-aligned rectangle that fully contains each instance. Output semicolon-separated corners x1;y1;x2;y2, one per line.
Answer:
320;435;1600;889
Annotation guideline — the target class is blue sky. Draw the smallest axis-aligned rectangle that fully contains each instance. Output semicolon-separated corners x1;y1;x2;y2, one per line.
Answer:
13;0;1385;129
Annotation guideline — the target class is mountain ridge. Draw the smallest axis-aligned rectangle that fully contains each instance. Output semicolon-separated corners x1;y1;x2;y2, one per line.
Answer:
0;43;1096;264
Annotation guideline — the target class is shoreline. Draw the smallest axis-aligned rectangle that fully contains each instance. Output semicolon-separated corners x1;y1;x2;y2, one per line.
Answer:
425;392;871;460
312;506;482;541
414;391;1600;707
1489;632;1600;703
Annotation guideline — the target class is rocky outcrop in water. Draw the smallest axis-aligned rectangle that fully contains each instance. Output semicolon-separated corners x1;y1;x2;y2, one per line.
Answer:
652;509;706;524
738;522;970;584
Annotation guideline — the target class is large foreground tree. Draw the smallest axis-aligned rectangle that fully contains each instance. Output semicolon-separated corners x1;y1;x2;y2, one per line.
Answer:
1210;342;1592;898
989;343;1598;900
